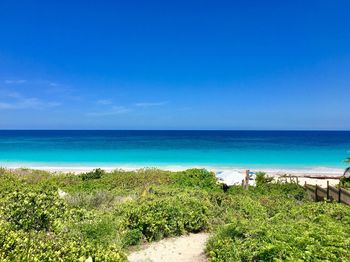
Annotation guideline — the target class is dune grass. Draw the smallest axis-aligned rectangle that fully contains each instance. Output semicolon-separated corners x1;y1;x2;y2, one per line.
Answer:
0;168;350;261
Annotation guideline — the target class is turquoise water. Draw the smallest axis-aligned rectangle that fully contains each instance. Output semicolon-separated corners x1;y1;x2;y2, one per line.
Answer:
0;131;349;169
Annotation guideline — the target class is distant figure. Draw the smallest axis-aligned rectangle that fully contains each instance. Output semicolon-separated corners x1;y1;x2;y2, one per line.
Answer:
222;183;229;192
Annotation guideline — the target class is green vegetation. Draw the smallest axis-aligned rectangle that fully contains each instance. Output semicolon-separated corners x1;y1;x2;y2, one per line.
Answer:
340;155;350;188
80;168;105;181
1;167;350;261
206;186;350;261
340;175;350;189
122;194;209;243
255;172;273;187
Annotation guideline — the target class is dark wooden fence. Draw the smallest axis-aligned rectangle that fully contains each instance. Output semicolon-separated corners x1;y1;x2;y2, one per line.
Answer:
304;181;350;205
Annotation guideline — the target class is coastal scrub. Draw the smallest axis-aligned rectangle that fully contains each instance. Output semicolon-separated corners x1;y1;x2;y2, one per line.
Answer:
1;168;350;261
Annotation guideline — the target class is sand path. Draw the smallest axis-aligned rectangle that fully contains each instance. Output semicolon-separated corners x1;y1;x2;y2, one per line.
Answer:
128;233;210;262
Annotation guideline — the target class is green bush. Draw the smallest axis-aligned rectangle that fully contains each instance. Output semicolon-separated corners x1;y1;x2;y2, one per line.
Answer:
247;182;306;201
1;188;66;232
81;168;105;181
255;172;273;187
340;174;350;189
206;201;350;261
172;168;220;191
122;194;210;242
66;190;117;210
122;229;143;246
74;214;123;247
0;221;126;261
64;168;173;194
0;172;22;197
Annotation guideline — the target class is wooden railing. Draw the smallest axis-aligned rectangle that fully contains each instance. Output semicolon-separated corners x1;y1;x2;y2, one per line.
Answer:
304;181;350;205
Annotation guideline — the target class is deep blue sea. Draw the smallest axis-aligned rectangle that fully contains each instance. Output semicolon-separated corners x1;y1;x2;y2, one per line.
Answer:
0;130;349;169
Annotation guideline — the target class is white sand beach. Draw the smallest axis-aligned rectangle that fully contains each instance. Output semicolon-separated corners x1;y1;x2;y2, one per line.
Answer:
3;164;345;187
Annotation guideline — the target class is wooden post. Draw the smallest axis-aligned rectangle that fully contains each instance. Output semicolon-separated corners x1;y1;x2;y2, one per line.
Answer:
339;188;341;203
315;185;318;201
296;177;299;185
327;181;329;200
244;170;250;190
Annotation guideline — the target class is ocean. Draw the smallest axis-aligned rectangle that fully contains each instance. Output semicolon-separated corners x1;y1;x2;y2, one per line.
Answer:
0;130;349;170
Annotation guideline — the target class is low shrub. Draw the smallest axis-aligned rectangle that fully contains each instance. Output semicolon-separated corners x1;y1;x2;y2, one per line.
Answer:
206;201;350;261
75;215;122;246
81;168;105;181
122;194;210;243
2;167;350;261
255;172;273;187
64;168;173;194
172;168;220;191
66;190;117;210
122;229;144;246
0;221;126;261
248;182;306;201
106;168;173;191
1;187;66;232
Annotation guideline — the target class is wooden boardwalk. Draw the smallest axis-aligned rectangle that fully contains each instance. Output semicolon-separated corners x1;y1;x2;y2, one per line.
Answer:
275;174;350;205
304;182;350;205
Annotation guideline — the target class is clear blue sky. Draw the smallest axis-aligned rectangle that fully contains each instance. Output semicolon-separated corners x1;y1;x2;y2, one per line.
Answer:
0;0;349;130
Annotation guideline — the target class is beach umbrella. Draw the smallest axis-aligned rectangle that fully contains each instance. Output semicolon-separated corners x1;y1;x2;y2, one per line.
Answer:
216;170;245;186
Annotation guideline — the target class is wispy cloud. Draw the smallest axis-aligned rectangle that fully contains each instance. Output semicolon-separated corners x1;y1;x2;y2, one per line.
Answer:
3;79;65;91
4;78;77;96
48;82;60;87
0;98;60;110
0;91;61;110
37;80;82;101
96;99;113;105
134;101;168;107
4;79;27;84
86;100;167;117
86;106;130;117
4;79;61;86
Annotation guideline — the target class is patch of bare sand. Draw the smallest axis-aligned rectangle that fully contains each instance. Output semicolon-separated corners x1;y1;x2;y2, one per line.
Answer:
128;233;210;262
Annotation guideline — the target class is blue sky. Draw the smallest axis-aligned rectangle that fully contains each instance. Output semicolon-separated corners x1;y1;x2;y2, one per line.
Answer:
0;0;349;130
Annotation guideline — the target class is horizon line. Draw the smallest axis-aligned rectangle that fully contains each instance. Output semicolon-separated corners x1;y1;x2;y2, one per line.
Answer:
0;129;349;132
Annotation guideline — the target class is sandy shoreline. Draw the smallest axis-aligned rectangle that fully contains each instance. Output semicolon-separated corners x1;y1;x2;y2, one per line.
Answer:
1;163;344;174
2;164;346;187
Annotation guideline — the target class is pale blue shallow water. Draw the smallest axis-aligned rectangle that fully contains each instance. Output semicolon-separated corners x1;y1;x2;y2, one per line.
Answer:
0;130;349;169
